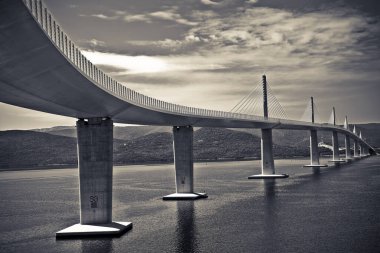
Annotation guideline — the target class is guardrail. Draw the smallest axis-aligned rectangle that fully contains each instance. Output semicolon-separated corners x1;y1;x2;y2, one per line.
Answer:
22;0;374;151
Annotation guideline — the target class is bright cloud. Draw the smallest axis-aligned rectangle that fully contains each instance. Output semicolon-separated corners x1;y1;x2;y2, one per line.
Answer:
123;8;197;26
79;13;118;20
200;0;220;6
82;51;168;74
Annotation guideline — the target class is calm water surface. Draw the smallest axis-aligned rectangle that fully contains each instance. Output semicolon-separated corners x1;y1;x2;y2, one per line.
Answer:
0;157;379;253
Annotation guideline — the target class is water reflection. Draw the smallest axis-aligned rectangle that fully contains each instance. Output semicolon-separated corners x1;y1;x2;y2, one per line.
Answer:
262;180;278;251
312;167;321;180
263;179;276;198
80;238;113;253
175;201;198;253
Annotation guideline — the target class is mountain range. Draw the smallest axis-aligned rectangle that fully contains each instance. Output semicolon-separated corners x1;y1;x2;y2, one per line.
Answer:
0;123;378;170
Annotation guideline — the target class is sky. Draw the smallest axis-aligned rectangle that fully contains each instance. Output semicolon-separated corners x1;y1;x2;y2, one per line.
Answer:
1;0;380;130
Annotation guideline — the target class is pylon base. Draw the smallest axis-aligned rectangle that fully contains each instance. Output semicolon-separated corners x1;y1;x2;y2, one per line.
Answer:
248;174;289;179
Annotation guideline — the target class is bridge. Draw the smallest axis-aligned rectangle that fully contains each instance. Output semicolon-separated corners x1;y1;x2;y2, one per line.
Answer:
0;0;376;238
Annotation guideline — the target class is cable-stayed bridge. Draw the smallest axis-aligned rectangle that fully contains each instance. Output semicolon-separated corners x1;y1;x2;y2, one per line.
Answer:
0;0;376;238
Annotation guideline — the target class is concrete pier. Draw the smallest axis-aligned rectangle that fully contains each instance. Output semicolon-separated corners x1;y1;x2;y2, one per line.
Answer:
304;97;327;168
56;118;132;238
344;135;352;161
261;128;275;174
343;116;352;161
329;131;344;163
304;130;327;168
359;131;368;157
353;125;360;159
249;75;288;179
353;139;360;158
248;128;288;178
361;146;368;157
328;108;344;163
163;126;207;200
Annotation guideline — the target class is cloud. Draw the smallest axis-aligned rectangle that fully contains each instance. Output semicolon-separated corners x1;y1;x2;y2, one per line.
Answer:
150;11;198;26
77;39;107;51
82;51;168;74
79;13;119;20
123;8;197;26
200;0;221;6
124;14;152;23
88;39;106;47
79;4;380;121
82;50;229;77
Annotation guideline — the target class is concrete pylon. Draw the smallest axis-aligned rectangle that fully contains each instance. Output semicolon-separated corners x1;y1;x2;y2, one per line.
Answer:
360;145;367;157
353;125;360;159
304;97;327;168
56;118;132;238
329;108;344;163
362;146;367;157
249;75;288;179
359;131;369;157
353;139;360;158
343;116;352;161
163;126;207;200
359;131;365;157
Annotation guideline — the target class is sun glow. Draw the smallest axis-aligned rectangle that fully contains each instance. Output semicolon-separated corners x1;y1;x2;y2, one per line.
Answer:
82;51;168;74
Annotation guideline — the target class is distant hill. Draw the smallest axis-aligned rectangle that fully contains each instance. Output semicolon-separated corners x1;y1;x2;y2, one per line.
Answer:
354;123;380;148
1;127;310;170
0;130;77;169
1;123;378;170
33;125;171;140
34;123;380;148
113;132;173;164
234;123;380;149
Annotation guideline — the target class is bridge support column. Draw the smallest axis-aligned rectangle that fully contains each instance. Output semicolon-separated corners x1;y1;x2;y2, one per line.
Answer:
56;118;132;238
329;131;344;163
163;126;207;200
248;128;288;179
344;135;352;161
365;146;370;156
361;145;368;157
304;130;327;168
353;140;360;158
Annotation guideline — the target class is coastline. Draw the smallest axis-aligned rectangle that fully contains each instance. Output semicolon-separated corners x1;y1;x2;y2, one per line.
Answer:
0;155;326;172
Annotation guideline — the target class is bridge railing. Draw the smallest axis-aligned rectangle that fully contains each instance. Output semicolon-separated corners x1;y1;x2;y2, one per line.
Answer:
21;0;374;150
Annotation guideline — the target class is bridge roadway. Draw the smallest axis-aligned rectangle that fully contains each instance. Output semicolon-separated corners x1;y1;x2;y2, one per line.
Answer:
0;0;376;238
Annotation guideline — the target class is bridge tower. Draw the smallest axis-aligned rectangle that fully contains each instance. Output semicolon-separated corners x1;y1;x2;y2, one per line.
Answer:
304;97;327;168
56;118;132;238
353;125;360;158
359;131;368;157
163;126;208;200
343;116;352;161
329;107;344;163
248;75;288;179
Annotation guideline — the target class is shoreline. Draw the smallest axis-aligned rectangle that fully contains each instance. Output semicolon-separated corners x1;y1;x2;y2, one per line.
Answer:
0;155;334;172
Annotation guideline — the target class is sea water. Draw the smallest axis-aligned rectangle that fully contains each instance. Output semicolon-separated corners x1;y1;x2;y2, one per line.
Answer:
0;157;379;253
